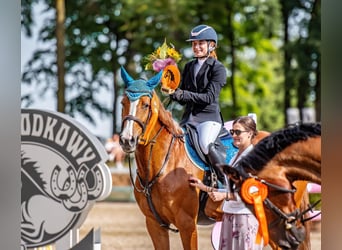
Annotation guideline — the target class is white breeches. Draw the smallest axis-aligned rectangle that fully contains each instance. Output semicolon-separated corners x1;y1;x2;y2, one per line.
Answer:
196;121;222;155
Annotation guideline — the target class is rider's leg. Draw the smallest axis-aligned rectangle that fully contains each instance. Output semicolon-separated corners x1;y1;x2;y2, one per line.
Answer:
197;122;225;181
196;121;221;155
197;121;234;195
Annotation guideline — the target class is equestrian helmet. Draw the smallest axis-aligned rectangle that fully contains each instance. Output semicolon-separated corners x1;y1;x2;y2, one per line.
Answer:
186;24;218;45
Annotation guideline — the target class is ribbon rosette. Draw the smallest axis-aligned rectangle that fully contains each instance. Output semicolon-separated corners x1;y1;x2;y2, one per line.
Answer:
240;178;269;246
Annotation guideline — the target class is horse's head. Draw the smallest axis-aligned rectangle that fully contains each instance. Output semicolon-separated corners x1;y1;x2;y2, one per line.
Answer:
222;164;307;250
119;67;163;152
220;123;321;250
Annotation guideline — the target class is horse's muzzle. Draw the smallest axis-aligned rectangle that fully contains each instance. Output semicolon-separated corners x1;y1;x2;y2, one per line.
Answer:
119;134;137;153
278;225;306;250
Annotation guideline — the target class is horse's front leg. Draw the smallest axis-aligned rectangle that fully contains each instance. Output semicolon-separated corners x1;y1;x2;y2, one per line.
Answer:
146;216;170;250
174;206;199;250
178;221;198;250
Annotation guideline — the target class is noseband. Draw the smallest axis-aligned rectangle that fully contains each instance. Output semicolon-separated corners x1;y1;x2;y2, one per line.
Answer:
121;112;150;142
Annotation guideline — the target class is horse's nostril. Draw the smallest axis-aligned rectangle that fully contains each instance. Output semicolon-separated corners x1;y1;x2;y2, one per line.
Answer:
129;137;136;147
119;136;124;146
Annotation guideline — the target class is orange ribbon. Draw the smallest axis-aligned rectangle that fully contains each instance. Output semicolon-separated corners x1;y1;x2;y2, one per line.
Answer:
293;181;308;208
241;178;269;246
139;93;159;145
161;65;180;94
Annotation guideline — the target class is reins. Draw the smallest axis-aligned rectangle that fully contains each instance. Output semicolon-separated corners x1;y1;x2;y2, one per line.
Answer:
300;199;322;222
242;173;297;194
127;124;180;233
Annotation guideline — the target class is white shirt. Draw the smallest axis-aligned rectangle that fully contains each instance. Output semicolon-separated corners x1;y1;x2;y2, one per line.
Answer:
221;144;254;214
194;58;206;77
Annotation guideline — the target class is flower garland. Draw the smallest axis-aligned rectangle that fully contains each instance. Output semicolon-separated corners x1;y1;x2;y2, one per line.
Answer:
144;39;182;72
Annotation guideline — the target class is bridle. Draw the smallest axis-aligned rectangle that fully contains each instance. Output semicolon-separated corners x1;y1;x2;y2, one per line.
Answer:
235;163;321;223
121;111;150;144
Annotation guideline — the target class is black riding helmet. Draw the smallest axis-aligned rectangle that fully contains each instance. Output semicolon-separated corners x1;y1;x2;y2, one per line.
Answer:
186;24;218;56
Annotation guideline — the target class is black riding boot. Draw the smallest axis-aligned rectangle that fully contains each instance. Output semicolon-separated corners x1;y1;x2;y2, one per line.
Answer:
207;142;234;198
207;142;226;184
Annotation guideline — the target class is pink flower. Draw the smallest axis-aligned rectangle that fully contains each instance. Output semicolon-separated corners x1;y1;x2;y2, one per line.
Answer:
152;58;176;72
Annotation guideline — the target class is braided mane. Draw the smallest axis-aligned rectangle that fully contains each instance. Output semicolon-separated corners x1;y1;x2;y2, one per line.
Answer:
235;123;321;172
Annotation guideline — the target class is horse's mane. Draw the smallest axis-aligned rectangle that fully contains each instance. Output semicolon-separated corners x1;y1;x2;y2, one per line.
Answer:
235;123;321;172
157;96;184;136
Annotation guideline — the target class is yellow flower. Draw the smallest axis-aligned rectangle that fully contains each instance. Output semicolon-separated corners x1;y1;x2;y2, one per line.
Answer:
144;39;182;72
167;47;181;62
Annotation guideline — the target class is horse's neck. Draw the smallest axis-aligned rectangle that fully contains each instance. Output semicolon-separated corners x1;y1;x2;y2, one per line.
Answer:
134;100;184;178
264;137;321;184
157;99;183;135
135;121;175;177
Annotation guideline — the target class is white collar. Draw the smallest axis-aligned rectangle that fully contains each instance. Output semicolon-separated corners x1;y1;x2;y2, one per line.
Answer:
197;58;207;65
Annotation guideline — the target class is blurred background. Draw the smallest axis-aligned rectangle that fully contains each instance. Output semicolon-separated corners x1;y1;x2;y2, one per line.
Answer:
20;2;321;248
21;0;321;143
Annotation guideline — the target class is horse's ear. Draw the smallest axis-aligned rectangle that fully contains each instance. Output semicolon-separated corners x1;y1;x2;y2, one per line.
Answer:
120;66;134;87
146;70;163;90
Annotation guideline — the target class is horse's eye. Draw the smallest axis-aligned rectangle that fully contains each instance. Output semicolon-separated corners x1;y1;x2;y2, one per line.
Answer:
142;102;150;109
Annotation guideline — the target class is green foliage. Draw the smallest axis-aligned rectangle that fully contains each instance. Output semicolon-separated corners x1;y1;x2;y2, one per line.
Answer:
21;0;320;134
309;193;321;210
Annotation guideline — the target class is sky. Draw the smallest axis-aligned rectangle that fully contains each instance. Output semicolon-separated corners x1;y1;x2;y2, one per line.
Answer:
21;3;113;141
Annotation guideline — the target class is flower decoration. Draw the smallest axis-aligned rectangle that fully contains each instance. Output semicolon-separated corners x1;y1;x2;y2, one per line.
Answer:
144;39;182;72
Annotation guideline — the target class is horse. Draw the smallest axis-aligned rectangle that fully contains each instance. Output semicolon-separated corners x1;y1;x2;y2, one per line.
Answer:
220;122;321;250
118;67;269;250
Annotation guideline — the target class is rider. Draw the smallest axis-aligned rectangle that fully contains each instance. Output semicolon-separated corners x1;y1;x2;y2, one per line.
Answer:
170;24;227;181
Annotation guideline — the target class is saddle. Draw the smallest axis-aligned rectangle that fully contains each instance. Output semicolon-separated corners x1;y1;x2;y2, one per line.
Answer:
184;124;230;225
184;124;228;184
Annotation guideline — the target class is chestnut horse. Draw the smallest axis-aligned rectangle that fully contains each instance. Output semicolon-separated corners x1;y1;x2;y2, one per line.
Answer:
221;122;321;250
118;67;273;250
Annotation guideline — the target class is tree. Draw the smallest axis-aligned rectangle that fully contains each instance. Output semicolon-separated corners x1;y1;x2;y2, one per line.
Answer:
218;0;284;130
56;0;66;113
21;0;320;135
279;0;320;124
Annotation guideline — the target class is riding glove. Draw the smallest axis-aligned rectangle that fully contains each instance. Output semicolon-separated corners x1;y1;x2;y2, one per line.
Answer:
170;88;184;101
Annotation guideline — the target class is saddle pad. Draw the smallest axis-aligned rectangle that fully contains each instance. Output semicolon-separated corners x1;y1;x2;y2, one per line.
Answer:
184;133;238;171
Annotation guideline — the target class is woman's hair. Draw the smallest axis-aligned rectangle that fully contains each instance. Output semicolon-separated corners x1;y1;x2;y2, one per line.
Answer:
209;41;217;59
233;116;258;138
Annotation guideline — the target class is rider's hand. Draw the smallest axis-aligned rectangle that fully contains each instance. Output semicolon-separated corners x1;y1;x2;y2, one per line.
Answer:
170;88;183;101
